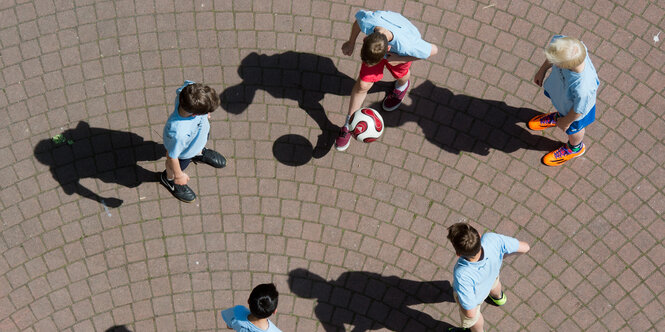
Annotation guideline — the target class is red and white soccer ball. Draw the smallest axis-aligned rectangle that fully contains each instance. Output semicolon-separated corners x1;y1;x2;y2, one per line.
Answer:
349;108;384;143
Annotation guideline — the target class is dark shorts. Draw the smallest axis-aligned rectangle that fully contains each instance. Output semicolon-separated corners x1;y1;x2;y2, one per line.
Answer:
179;158;192;171
544;90;596;135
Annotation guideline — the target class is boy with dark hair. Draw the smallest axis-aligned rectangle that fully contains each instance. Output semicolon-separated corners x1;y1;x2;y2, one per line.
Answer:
335;10;438;151
222;283;282;332
161;80;226;202
447;223;530;332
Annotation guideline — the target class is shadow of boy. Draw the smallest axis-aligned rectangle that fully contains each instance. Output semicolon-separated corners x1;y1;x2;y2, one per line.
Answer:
34;121;165;208
221;51;387;159
288;268;454;332
376;80;561;156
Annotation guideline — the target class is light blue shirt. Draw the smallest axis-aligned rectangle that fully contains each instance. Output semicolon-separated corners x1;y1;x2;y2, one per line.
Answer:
355;10;432;59
453;233;519;310
543;35;599;117
221;305;282;332
163;80;210;159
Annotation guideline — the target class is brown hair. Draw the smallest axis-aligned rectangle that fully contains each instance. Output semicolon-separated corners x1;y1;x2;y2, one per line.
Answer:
361;32;389;66
179;83;219;115
447;223;481;257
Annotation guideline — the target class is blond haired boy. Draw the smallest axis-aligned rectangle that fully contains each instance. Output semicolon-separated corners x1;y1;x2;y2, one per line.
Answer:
529;36;599;166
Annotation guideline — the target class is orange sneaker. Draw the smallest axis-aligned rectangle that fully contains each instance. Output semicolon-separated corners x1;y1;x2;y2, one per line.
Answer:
542;143;585;166
528;112;558;130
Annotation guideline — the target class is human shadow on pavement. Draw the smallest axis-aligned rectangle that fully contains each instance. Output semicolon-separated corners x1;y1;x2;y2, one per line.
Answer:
221;51;389;163
105;326;132;332
288;268;454;332
372;80;560;156
34;121;166;208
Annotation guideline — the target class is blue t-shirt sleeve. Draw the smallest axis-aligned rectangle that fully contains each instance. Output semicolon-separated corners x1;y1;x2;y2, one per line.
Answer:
454;276;477;310
492;233;519;255
398;38;432;59
163;125;185;159
221;306;235;326
355;10;375;35
222;305;253;331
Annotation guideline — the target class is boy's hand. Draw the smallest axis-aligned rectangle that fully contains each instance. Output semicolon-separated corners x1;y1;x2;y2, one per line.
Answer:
342;41;355;56
556;120;571;132
533;68;546;87
174;172;189;185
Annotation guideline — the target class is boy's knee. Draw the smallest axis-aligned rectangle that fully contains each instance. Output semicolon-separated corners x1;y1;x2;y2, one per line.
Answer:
355;80;374;92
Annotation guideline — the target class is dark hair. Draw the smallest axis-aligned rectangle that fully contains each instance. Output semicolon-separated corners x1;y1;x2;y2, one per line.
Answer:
447;223;481;257
361;32;389;66
179;83;219;115
248;283;279;319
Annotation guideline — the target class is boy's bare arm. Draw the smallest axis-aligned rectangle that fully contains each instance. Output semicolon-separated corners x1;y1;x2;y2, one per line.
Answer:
341;21;361;56
505;241;530;258
385;44;438;64
516;241;530;253
534;59;552;86
165;153;189;185
556;108;583;131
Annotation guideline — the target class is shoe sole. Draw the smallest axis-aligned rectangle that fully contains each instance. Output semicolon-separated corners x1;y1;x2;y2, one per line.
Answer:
335;142;350;151
382;101;401;112
160;172;195;203
527;123;556;131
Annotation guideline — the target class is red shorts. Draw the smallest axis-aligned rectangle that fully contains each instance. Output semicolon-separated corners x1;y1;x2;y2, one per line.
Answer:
359;59;412;83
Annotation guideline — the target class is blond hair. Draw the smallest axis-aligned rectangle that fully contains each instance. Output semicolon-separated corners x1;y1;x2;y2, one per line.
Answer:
545;37;586;70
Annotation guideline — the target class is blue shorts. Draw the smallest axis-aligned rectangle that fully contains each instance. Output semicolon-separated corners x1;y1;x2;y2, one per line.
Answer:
179;158;191;170
544;90;596;135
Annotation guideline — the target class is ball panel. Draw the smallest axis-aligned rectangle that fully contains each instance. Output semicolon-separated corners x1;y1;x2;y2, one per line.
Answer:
349;107;384;143
353;121;368;136
362;108;383;132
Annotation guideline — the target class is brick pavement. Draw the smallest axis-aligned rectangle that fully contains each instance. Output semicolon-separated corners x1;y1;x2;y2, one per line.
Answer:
1;0;664;331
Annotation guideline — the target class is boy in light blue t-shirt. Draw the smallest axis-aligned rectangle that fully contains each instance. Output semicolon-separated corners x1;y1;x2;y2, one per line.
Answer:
222;283;282;332
529;35;599;166
161;80;226;202
335;10;439;152
447;223;530;332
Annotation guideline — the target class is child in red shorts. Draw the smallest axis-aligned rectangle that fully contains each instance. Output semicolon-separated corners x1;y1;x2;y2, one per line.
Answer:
335;10;438;151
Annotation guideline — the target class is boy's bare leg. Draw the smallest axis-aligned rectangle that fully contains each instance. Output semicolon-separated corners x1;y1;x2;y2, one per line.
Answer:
489;279;503;299
346;79;374;118
568;128;585;146
396;69;411;87
470;312;484;332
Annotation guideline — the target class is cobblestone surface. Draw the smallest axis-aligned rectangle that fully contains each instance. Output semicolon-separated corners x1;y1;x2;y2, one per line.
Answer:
1;0;664;331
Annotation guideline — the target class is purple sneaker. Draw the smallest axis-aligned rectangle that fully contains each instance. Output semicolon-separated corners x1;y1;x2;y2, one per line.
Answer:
382;80;410;112
335;126;351;151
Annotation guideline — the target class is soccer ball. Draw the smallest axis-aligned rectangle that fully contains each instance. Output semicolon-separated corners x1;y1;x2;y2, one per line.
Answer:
349;108;384;142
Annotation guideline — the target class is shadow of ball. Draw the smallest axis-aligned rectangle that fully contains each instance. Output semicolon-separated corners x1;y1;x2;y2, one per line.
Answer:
272;134;313;166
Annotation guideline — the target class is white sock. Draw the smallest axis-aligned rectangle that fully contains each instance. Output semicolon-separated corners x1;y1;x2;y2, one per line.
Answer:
344;115;351;130
395;81;409;92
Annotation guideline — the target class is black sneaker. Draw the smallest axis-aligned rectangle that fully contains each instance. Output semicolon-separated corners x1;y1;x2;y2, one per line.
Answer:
160;171;196;203
192;148;226;168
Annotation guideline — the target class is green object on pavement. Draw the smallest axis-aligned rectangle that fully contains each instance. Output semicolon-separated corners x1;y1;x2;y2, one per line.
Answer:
52;134;66;144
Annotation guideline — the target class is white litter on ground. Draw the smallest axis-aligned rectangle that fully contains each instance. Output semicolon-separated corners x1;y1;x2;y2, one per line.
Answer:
101;200;112;217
